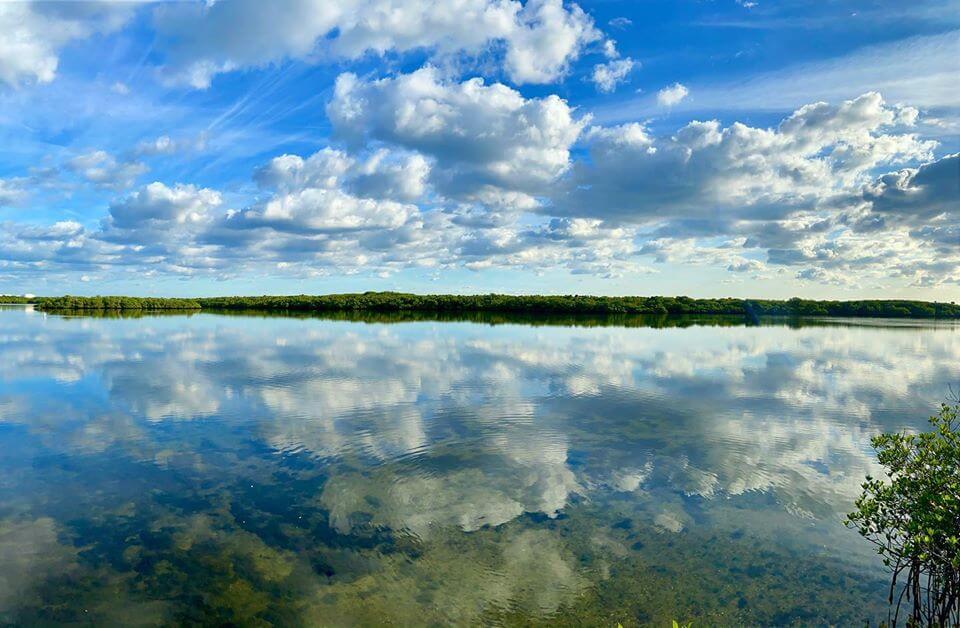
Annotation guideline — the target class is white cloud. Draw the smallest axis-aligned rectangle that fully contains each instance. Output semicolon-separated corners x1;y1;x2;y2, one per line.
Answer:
0;2;133;87
795;266;854;285
352;149;432;202
226;187;415;234
727;258;766;273
65;150;148;190
656;82;689;106
102;181;223;265
255;147;430;203
596;31;960;123
0;84;953;288
254;148;355;192
20;220;84;241
601;39;618;59
501;0;600;84
591;58;636;93
559;92;935;223
134;133;207;157
0;179;26;206
153;0;600;88
861;153;958;223
328;66;587;205
109;182;221;228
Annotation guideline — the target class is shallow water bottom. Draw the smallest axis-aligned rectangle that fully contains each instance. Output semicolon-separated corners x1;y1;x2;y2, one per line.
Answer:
2;308;954;625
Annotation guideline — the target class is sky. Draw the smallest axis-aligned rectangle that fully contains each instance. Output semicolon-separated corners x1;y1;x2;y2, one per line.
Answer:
0;0;957;299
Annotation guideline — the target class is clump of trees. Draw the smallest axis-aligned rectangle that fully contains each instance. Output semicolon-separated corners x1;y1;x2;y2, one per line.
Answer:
28;292;960;319
36;296;201;310
847;401;960;626
750;297;960;319
194;293;749;315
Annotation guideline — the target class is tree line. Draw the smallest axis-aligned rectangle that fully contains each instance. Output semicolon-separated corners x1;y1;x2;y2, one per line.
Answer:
16;293;960;318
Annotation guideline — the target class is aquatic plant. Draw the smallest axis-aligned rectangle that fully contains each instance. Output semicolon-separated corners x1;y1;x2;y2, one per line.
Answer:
847;401;960;626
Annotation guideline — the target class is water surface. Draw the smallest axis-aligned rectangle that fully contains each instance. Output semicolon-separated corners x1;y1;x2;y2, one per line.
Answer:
1;306;957;625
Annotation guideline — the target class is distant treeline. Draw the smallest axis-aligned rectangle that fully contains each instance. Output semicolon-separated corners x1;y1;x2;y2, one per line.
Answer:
33;296;202;310
749;299;959;318
22;293;960;319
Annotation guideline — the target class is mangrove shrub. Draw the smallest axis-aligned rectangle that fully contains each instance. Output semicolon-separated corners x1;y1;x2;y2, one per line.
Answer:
847;402;960;626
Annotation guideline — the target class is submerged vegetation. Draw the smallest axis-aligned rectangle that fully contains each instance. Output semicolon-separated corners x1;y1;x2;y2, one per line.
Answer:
6;461;888;626
1;303;941;624
22;292;960;319
848;402;960;626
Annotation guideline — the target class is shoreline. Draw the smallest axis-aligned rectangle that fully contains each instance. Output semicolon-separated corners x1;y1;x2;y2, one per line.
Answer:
2;292;958;319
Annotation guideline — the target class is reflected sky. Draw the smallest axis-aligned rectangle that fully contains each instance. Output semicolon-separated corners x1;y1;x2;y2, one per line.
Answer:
1;307;957;625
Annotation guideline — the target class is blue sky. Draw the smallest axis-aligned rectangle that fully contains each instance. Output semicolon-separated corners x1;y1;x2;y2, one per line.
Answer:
0;0;957;298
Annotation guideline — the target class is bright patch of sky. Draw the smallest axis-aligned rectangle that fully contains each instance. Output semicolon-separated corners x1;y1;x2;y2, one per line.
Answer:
0;0;957;299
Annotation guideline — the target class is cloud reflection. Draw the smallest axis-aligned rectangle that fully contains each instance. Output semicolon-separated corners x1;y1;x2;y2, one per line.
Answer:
1;313;957;537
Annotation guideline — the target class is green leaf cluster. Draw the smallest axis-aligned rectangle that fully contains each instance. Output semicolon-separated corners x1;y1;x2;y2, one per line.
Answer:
847;403;960;625
26;292;960;319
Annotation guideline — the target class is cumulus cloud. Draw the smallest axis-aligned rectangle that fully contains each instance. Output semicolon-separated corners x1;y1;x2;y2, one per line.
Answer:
153;0;600;88
225;188;415;234
254;147;430;203
860;153;958;223
0;139;653;282
0;1;133;87
0;85;953;288
656;82;689;106
99;182;225;273
205;142;646;278
66;151;148;190
328;66;587;206
107;182;222;230
591;58;636;93
557;92;935;224
18;220;84;242
253;148;354;193
795;266;854;285
0;179;26;207
502;0;600;83
734;150;959;286
727;258;766;273
526;91;953;286
352;150;432;202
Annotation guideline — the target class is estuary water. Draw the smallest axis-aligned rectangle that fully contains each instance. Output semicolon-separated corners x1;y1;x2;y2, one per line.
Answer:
1;305;958;625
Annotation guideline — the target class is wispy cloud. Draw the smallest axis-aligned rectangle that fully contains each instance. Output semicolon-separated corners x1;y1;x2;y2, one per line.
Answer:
593;31;960;123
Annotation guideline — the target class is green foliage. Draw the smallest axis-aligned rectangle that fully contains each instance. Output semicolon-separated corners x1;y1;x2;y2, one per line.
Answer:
750;297;960;319
847;403;960;626
29;291;960;319
193;292;748;315
35;295;201;310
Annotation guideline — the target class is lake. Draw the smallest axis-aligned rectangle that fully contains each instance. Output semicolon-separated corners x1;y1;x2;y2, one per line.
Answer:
1;305;957;625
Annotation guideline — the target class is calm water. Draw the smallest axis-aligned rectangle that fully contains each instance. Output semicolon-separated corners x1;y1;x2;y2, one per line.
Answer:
1;306;958;626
